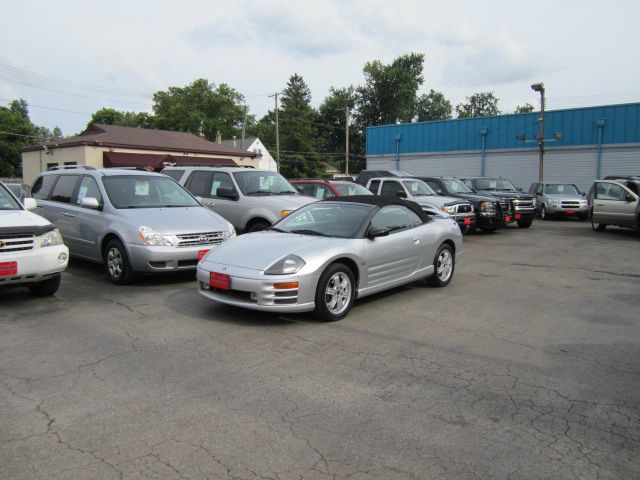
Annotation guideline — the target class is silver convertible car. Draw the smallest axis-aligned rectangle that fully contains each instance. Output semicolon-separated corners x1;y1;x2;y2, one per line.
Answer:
197;195;463;321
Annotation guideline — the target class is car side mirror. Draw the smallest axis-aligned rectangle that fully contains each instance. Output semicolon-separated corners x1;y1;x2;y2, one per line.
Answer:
517;187;523;192
395;190;407;198
367;227;390;239
217;187;239;200
435;188;444;195
23;197;37;210
81;197;101;210
626;194;636;202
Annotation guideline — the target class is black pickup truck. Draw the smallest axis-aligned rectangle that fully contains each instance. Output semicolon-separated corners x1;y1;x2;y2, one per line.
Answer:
417;176;509;233
460;177;536;228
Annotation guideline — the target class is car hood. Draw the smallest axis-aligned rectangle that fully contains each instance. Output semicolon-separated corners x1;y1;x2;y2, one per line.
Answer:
201;231;337;271
410;194;465;208
0;209;51;228
247;194;316;210
545;194;584;201
114;206;229;233
455;192;500;203
474;190;534;200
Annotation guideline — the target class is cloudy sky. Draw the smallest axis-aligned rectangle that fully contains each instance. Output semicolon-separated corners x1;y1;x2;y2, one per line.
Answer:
1;0;638;136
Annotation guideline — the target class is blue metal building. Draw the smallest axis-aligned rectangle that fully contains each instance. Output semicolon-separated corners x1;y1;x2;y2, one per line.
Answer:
366;103;640;190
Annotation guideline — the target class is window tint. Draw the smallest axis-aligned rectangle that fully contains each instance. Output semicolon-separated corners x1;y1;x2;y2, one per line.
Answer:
31;175;56;200
596;183;626;200
371;205;422;230
186;171;213;197
380;181;403;198
163;169;185;181
50;175;78;204
368;179;381;194
210;172;236;197
75;176;103;206
315;185;334;199
293;183;315;196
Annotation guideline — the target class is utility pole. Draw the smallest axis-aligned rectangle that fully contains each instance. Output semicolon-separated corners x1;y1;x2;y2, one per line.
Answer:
531;82;545;181
241;104;247;150
269;92;280;172
345;108;350;176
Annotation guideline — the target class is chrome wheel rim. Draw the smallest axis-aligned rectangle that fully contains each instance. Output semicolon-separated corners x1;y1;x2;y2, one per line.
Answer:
592;222;600;230
325;272;352;315
541;206;546;219
436;249;453;282
107;247;123;279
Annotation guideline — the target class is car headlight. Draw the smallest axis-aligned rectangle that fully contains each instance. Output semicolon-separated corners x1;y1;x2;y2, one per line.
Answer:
40;228;63;247
138;226;177;246
549;199;560;206
223;221;236;240
580;199;588;205
479;201;495;212
265;254;306;275
441;205;456;214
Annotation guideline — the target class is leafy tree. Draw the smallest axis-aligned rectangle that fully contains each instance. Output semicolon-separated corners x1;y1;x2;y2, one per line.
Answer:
152;79;246;140
515;102;535;113
246;111;276;152
455;92;501;118
356;53;425;127
415;90;453;121
279;74;323;178
86;108;155;129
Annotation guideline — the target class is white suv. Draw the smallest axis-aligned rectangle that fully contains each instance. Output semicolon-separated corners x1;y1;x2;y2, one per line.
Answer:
0;182;68;295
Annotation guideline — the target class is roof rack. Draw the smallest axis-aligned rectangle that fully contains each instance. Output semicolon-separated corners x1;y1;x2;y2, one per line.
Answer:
290;178;330;182
162;163;255;169
47;165;96;171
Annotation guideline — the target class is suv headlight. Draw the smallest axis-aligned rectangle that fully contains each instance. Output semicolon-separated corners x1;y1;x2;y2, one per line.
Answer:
138;226;177;246
222;221;236;240
531;197;537;207
265;254;305;275
40;228;63;247
479;201;495;212
441;204;456;214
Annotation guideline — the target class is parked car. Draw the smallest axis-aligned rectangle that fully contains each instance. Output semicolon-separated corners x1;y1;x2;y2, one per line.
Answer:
290;179;373;199
30;166;235;284
197;195;462;321
0;181;68;295
528;182;588;220
365;177;476;233
163;166;315;232
418;176;508;233
355;169;413;186
460;177;535;228
587;179;640;235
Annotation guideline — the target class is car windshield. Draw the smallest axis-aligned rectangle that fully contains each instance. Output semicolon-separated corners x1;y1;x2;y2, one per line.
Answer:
333;183;372;196
474;178;518;191
234;171;297;195
401;180;435;196
0;184;21;210
272;202;375;238
103;175;200;208
544;184;580;195
442;178;473;193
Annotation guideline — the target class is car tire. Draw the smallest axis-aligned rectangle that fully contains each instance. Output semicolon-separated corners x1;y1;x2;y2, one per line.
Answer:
517;219;533;228
540;205;549;220
104;239;135;285
28;275;61;296
427;243;455;288
314;263;355;322
246;220;271;233
591;221;606;232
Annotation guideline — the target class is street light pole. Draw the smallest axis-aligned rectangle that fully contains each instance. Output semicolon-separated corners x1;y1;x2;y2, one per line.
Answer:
531;82;545;181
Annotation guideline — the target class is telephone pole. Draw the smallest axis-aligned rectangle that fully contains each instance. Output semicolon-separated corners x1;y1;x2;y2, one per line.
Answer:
531;82;545;181
269;92;280;172
241;104;247;150
345;108;350;176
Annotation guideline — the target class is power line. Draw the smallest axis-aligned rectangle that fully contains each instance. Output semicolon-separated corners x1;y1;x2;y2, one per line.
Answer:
0;130;58;140
0;98;93;115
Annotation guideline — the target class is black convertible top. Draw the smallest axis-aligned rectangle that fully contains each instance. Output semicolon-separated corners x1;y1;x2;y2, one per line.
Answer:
319;195;430;222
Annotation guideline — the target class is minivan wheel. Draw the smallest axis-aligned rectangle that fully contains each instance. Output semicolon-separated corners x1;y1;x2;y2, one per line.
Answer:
247;220;271;233
591;221;606;232
105;239;135;285
314;263;355;322
28;275;61;296
427;244;455;287
540;205;549;220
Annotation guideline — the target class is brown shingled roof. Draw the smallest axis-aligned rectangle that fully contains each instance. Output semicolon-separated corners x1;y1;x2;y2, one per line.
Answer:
21;124;257;157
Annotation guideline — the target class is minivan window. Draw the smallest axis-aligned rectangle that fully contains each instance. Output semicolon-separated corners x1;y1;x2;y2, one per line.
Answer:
75;176;103;206
50;175;79;203
103;175;200;208
186;171;213;197
31;175;57;200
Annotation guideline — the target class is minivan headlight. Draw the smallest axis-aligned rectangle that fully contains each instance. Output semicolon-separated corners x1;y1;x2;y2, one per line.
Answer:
265;254;305;275
138;226;177;246
40;228;63;247
550;199;560;206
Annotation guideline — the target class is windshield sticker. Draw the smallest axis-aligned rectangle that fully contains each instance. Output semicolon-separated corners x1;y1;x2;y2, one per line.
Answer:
135;181;150;197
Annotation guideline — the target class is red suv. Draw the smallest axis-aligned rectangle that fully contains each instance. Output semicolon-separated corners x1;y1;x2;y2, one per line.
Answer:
290;179;373;199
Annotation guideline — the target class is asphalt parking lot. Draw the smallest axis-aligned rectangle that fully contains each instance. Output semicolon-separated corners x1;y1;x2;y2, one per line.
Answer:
1;220;639;480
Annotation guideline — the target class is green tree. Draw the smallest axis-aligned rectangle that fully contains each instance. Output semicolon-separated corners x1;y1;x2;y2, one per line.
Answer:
86;108;155;129
152;79;246;141
279;74;323;178
415;89;453;121
455;92;501;118
356;53;425;127
514;102;535;113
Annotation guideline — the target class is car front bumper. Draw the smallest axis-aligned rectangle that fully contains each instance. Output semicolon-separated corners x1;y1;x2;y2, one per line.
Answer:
546;205;588;216
128;243;223;272
196;263;318;313
0;245;68;287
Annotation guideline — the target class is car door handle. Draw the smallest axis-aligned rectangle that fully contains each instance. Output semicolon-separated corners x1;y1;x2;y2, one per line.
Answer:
62;212;76;218
412;237;420;244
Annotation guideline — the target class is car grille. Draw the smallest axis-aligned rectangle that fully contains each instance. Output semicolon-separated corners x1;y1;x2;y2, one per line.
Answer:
176;231;225;248
513;198;534;209
499;200;512;213
454;203;473;213
0;233;35;253
561;201;581;208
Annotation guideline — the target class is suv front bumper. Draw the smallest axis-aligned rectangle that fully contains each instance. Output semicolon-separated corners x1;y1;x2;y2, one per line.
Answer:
0;245;68;287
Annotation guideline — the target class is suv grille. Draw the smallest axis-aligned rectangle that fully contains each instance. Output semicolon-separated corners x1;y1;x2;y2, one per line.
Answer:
561;201;580;208
177;231;225;248
513;198;533;209
499;201;512;213
0;233;35;253
453;203;473;213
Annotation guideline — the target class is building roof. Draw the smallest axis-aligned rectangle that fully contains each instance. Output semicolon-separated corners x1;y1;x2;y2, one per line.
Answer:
221;137;258;150
22;124;257;157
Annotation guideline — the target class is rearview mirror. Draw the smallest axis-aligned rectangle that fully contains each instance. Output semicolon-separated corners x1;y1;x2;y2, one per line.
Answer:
216;187;239;200
81;197;101;210
367;227;390;239
517;187;523;192
395;190;407;198
435;188;444;195
23;197;37;210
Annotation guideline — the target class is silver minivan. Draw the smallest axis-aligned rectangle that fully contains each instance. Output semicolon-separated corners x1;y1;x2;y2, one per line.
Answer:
30;167;235;284
528;182;589;220
587;179;640;235
163;166;315;232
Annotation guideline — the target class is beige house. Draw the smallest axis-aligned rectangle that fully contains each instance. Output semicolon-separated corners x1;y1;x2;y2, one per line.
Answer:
21;124;258;185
